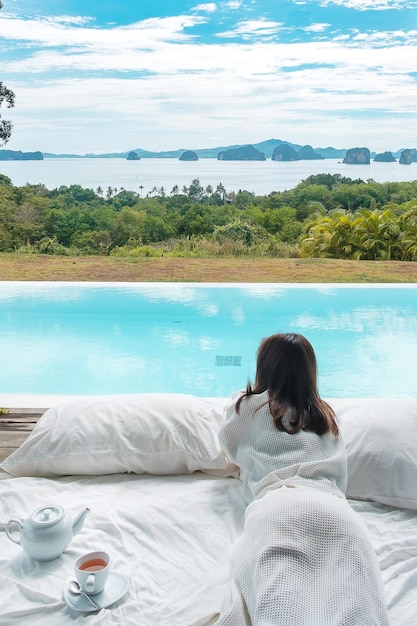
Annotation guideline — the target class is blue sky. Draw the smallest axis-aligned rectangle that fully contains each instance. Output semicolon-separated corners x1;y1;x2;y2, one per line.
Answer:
1;0;416;154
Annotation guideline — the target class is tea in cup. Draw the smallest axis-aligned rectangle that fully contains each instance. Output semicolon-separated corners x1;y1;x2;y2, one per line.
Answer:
75;550;110;595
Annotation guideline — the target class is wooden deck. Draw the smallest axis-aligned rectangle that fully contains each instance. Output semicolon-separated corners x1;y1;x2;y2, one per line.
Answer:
0;411;44;463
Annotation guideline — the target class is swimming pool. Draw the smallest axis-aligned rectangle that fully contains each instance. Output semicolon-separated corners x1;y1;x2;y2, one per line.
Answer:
1;282;416;400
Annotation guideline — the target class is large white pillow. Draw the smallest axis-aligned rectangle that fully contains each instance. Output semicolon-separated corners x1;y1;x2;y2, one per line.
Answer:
0;394;237;478
331;398;417;510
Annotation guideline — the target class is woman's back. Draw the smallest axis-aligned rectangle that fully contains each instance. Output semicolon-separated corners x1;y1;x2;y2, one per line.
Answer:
220;391;347;503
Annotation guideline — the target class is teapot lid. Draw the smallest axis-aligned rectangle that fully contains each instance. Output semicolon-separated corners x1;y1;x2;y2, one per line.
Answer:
30;505;64;527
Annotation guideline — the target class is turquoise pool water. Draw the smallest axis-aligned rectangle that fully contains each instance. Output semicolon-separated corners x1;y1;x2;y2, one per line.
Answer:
1;282;416;398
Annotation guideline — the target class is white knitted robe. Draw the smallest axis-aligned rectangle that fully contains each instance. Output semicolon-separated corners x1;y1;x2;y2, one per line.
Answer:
193;392;390;626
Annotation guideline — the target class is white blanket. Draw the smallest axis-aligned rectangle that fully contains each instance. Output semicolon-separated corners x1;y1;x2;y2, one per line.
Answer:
1;472;417;625
195;486;389;625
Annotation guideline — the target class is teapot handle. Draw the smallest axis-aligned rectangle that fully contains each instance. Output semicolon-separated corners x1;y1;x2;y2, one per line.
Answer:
5;519;22;545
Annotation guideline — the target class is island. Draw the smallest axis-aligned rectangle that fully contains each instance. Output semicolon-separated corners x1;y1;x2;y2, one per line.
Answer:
297;145;324;160
271;143;300;161
374;151;396;162
343;148;370;165
0;149;43;161
127;151;140;160
399;149;417;165
217;145;266;161
179;150;198;161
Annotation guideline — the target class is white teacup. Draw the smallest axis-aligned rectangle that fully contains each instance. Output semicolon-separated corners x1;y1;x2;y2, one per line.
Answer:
74;550;110;595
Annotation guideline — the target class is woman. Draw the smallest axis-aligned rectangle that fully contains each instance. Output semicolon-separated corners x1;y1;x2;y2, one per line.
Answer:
195;333;389;625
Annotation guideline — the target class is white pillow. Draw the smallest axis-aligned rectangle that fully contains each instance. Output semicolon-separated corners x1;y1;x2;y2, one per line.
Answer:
0;394;237;478
331;398;417;510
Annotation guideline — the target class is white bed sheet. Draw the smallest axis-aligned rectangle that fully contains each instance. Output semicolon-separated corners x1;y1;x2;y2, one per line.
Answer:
0;472;244;625
1;472;417;625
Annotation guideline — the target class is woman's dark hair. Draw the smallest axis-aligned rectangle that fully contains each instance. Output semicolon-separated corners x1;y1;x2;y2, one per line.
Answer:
235;333;338;436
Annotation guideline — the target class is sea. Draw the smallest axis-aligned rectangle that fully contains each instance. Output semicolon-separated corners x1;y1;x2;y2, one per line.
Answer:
1;157;416;196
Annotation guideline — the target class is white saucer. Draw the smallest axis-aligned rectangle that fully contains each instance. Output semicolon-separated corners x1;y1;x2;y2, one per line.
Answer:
64;572;131;612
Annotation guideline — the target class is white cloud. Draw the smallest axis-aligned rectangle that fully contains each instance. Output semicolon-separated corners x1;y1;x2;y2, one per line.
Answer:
303;22;330;32
349;29;417;46
0;13;207;50
44;15;94;26
7;35;417;152
192;3;217;12
319;0;417;9
216;18;283;39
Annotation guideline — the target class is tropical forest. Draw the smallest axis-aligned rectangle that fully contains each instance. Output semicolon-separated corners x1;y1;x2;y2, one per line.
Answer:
0;172;417;261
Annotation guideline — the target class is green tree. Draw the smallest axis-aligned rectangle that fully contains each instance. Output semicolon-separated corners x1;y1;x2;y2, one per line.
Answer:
204;185;214;204
0;178;18;249
399;205;417;260
0;1;15;144
215;183;226;204
110;189;139;209
234;190;255;209
137;214;175;244
13;197;48;245
71;230;112;254
300;211;359;258
292;184;333;218
0;173;12;186
354;208;401;260
251;205;298;238
188;178;204;202
45;207;91;246
0;81;15;145
212;220;269;247
113;208;145;246
179;203;234;237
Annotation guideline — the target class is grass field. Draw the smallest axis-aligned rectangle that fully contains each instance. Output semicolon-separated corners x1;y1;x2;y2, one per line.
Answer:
1;253;417;282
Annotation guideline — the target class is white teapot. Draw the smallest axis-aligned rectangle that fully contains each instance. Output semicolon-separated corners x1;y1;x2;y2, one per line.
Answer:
5;504;89;561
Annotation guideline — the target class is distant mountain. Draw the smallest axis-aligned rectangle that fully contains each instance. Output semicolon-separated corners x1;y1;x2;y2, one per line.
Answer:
313;146;347;159
0;149;43;160
141;139;305;159
218;144;266;161
119;140;348;160
41;139;410;160
43;151;129;158
42;139;312;159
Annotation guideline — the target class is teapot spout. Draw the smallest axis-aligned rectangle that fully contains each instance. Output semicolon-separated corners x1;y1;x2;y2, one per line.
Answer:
72;507;90;537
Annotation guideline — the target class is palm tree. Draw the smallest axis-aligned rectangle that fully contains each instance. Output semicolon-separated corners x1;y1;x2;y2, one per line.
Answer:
400;205;417;260
300;211;359;259
216;183;226;204
300;215;336;257
355;208;401;260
